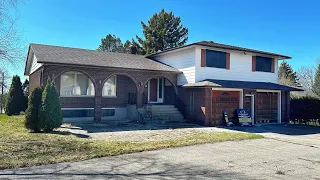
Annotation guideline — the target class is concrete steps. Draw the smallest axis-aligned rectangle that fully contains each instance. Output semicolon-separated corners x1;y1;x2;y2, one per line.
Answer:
137;105;185;124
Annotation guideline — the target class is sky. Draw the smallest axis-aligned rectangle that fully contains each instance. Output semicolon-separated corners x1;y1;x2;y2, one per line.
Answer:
4;0;320;82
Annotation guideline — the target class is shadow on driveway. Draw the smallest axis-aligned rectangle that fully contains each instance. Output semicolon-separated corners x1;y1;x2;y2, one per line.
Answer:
224;124;320;136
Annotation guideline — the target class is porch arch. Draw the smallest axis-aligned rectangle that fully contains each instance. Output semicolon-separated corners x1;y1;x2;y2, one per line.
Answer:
144;75;178;95
53;69;97;96
101;72;139;105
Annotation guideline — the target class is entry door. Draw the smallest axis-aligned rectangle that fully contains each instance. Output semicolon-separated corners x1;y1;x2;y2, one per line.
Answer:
244;95;254;124
148;78;164;103
149;79;158;102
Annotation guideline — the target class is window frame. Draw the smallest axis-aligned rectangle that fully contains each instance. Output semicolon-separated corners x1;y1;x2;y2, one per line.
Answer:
255;56;273;73
205;49;227;69
102;75;117;97
60;71;95;97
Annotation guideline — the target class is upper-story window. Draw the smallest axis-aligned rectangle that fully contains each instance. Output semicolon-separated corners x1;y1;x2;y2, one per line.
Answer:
60;71;95;96
205;50;227;69
103;75;116;96
255;56;273;72
201;49;230;69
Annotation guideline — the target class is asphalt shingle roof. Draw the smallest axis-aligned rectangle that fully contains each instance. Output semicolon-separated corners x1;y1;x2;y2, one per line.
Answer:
183;79;303;91
29;43;180;73
148;41;291;60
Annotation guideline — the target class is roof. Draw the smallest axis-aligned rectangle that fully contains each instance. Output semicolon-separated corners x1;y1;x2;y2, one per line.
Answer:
25;43;180;75
183;79;303;91
148;41;291;60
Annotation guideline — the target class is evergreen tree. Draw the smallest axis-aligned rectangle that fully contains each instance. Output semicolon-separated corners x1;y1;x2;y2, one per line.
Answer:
5;75;24;115
97;34;125;53
39;80;62;132
136;9;188;55
312;63;320;97
25;87;43;132
278;61;299;86
22;79;29;112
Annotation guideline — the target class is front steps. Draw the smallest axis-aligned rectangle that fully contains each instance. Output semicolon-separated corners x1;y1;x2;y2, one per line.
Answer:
138;105;185;124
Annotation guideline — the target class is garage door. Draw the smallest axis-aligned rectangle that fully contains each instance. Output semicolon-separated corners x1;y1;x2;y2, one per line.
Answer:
256;92;278;124
212;90;240;125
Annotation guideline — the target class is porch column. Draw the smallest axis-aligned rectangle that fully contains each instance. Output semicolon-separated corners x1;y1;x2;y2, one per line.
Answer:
94;86;102;122
136;87;143;107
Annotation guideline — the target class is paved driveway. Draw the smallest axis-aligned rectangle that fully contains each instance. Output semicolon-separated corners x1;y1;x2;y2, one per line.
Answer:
1;125;319;180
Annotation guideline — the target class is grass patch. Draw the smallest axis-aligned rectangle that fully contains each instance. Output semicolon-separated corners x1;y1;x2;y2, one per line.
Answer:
0;114;263;169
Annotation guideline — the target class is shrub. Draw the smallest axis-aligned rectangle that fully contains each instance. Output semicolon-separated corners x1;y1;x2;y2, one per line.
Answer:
290;96;320;125
5;76;24;115
25;87;43;132
39;80;62;132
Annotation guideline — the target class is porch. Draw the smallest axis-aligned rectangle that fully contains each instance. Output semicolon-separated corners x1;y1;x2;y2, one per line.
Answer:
42;65;184;123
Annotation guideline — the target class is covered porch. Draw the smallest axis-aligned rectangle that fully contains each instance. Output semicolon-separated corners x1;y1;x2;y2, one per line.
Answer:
42;65;181;123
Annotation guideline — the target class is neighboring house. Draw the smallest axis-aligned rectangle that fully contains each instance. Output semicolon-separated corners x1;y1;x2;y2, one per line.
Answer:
24;41;302;126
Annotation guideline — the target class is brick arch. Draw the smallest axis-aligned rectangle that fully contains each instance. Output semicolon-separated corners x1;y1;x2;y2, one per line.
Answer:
53;69;97;95
144;75;178;95
101;72;139;95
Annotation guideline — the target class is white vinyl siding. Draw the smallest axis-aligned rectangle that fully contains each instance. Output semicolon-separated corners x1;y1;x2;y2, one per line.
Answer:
153;48;196;85
195;47;278;83
30;55;43;74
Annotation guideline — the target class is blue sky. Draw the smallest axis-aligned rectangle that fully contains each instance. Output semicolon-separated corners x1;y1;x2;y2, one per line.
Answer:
8;0;320;79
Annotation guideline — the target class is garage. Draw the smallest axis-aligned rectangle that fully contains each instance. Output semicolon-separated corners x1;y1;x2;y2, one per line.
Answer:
256;91;279;124
212;90;241;125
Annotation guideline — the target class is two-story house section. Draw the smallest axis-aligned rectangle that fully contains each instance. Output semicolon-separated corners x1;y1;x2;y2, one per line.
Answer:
148;41;302;126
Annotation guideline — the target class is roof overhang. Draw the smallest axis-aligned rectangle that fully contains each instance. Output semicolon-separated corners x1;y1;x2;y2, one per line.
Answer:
183;79;303;91
148;41;291;60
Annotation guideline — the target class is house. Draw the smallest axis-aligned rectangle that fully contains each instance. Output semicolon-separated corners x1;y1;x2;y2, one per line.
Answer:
24;41;302;126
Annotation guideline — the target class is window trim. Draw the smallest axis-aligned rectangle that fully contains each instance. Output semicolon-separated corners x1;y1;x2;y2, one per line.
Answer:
102;75;117;97
60;71;95;97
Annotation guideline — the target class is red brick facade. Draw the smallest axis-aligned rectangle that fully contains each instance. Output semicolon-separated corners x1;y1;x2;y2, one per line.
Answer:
29;64;179;122
29;64;291;126
181;87;291;126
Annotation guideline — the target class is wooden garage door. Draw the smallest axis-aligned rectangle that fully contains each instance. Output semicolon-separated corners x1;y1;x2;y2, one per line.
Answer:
212;91;240;125
256;92;278;123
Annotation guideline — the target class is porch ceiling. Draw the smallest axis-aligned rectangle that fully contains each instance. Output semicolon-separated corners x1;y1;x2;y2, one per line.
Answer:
183;79;303;91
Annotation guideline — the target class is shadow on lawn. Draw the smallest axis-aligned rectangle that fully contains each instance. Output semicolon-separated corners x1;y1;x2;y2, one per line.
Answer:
0;156;256;180
224;124;320;136
60;121;203;134
50;130;90;139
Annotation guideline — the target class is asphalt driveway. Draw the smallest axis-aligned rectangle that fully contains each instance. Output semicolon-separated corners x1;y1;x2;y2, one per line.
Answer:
1;125;319;180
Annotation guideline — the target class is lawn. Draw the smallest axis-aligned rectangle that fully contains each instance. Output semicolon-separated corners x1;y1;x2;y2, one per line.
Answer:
0;114;263;170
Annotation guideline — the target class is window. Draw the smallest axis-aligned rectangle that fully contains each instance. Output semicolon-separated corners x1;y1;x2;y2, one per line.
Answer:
103;75;116;96
256;56;272;72
102;109;115;117
60;72;94;96
206;50;227;68
62;109;94;118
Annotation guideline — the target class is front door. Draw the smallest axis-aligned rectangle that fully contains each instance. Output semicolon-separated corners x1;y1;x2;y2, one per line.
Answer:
148;78;164;103
149;78;158;102
244;94;254;124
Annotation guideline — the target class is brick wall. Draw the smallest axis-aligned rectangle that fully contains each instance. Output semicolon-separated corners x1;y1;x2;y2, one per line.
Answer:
179;87;208;126
28;67;43;93
41;64;178;121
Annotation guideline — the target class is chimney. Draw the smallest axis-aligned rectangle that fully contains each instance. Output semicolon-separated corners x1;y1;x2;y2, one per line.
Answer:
129;45;137;54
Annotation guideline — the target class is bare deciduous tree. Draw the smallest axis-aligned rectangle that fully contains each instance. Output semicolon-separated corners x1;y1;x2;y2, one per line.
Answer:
0;0;24;71
296;59;319;97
